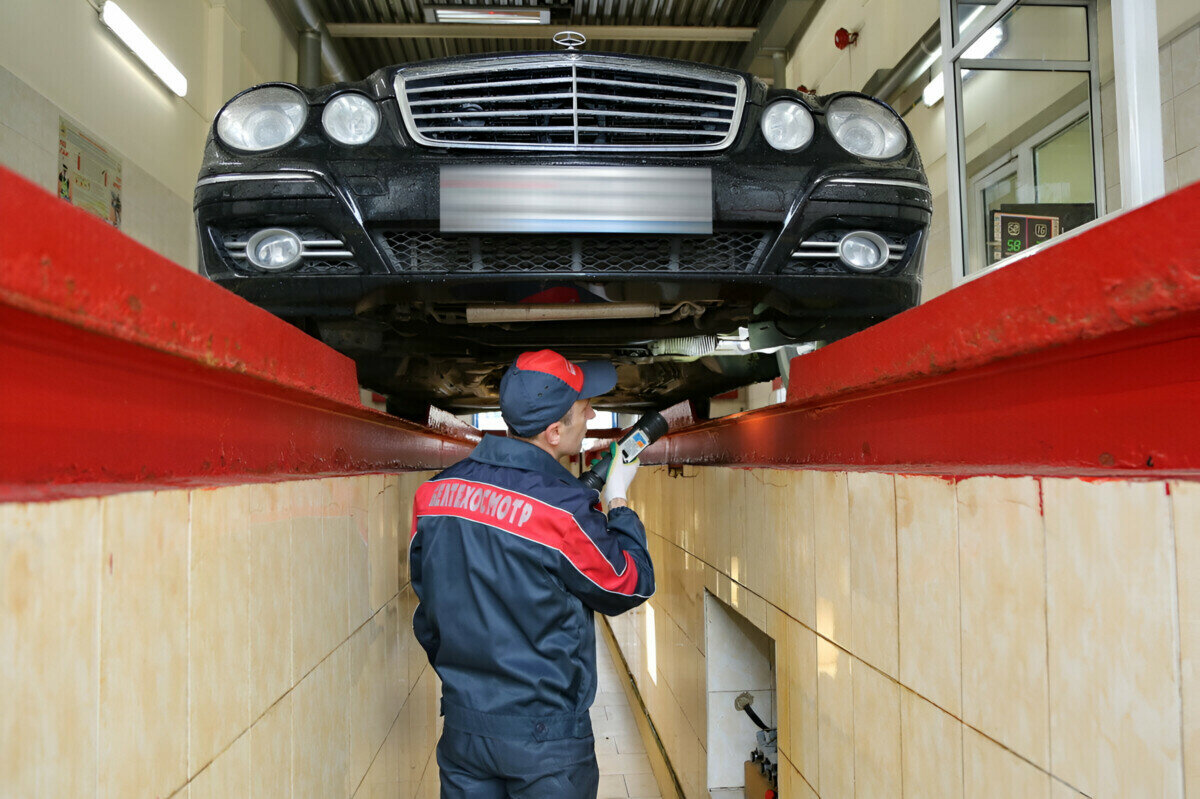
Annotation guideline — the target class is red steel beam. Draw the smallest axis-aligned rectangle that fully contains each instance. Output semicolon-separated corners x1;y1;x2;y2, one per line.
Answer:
0;169;476;501
0;168;360;407
646;183;1200;477
7;162;1198;488
787;181;1200;406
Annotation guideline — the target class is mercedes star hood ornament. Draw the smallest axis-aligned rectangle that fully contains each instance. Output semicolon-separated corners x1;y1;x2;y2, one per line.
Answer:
553;30;586;50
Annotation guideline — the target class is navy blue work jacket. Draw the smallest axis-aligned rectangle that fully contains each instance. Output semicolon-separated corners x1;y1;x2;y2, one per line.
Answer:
409;434;655;741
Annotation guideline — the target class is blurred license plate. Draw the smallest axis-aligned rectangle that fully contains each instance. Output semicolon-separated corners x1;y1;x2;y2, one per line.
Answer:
440;166;712;234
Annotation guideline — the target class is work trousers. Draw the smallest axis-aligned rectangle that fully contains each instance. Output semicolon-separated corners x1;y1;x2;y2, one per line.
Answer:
436;727;599;799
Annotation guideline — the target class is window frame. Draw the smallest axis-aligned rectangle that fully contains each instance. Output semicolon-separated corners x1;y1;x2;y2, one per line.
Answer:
939;0;1106;285
966;100;1093;273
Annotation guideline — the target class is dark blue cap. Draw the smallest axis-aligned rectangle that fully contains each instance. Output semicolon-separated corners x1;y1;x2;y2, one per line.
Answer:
499;350;617;437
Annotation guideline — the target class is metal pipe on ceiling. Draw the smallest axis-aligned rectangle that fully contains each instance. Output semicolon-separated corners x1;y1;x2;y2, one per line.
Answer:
326;22;756;40
860;20;940;107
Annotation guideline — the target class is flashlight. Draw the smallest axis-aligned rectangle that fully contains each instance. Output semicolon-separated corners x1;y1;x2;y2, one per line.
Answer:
579;411;669;492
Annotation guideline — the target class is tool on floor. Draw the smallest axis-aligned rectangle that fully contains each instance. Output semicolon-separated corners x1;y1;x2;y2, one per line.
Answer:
736;692;778;798
580;411;669;491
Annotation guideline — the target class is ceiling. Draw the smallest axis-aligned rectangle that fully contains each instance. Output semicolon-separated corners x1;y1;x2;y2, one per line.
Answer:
268;0;825;83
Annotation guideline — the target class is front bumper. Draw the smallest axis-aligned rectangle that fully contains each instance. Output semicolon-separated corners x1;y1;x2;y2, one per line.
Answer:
194;159;932;319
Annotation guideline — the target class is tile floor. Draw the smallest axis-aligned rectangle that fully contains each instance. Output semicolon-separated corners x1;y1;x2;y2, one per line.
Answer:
592;621;665;799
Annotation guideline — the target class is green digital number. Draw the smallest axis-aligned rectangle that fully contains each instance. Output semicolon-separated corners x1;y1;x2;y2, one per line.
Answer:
1006;239;1022;252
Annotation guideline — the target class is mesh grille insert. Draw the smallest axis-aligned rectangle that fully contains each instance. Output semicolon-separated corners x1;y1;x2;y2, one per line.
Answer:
377;231;771;274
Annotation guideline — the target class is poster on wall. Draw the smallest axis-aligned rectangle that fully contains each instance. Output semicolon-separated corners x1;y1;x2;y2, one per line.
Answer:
58;118;122;229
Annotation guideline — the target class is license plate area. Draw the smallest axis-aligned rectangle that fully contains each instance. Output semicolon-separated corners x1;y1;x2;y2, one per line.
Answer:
440;166;713;235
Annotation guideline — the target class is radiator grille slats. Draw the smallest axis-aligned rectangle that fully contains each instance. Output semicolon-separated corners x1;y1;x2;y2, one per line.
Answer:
394;55;745;151
575;92;734;111
408;92;575;107
573;75;736;99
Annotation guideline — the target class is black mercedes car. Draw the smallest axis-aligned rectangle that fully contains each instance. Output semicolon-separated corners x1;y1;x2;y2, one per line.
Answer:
194;43;931;417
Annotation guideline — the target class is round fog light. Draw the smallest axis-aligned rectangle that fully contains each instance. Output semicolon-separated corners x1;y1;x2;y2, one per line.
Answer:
838;231;890;272
246;228;302;271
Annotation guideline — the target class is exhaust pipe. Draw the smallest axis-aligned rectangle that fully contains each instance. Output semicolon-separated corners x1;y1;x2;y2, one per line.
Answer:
465;303;660;324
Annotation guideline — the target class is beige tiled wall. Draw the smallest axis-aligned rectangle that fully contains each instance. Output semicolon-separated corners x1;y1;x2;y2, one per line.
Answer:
1103;21;1200;207
0;472;441;798
6;465;1195;797
620;467;1199;798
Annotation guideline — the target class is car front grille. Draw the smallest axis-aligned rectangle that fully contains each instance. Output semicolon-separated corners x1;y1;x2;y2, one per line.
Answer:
393;55;745;151
376;230;771;274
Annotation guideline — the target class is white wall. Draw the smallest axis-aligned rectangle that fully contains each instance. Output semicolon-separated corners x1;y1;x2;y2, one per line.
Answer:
785;0;940;98
0;0;297;271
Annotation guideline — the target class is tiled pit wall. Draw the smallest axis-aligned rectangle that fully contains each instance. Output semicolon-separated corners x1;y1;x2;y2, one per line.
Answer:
1;471;441;798
618;466;1200;798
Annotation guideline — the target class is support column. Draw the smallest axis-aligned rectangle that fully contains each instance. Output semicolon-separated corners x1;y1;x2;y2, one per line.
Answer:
1112;0;1165;208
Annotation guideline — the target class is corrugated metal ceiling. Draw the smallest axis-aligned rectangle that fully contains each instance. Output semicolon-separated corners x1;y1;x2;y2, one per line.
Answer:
309;0;777;77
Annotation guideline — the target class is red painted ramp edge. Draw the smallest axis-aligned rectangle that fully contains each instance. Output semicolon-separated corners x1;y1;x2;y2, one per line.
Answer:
0;167;361;407
788;180;1200;405
646;182;1200;476
0;168;478;501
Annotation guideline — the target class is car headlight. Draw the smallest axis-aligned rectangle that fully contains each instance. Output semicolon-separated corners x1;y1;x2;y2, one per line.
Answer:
826;96;907;159
322;93;380;146
216;86;307;152
760;100;814;151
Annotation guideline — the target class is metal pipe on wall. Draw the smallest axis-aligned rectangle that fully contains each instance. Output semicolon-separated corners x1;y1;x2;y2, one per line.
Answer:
267;0;354;83
298;29;321;87
771;51;786;89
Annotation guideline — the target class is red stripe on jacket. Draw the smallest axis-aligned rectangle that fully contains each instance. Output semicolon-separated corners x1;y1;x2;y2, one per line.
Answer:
412;478;640;596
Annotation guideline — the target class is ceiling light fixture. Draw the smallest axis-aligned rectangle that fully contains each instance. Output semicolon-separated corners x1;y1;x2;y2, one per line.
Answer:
423;6;551;24
99;1;188;97
922;14;1005;107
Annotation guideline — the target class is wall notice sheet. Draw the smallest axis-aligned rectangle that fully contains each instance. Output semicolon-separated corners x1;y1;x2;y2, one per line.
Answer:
58;118;122;228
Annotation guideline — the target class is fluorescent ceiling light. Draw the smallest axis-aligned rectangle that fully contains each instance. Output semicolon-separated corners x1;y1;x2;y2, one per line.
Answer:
965;26;1004;59
100;1;188;97
921;14;1005;107
923;72;945;106
424;6;550;24
917;5;990;74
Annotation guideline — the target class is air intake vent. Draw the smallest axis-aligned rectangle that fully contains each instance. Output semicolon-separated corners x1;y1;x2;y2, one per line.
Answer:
394;54;745;152
376;231;771;274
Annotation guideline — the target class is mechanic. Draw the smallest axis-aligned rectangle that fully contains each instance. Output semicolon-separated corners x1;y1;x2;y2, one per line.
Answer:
409;349;657;799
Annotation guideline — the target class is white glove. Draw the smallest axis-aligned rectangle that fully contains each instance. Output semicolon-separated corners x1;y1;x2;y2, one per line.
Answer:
602;442;641;507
